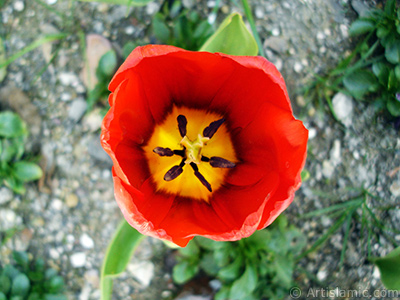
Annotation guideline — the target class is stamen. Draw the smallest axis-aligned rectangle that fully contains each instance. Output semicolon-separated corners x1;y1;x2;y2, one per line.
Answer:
203;118;225;139
190;163;212;192
173;149;185;157
164;160;185;181
209;156;236;168
177;115;187;137
153;147;174;157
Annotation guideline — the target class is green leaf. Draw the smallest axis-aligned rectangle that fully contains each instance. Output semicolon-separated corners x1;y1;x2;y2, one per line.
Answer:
100;219;145;300
77;0;153;5
98;50;117;77
0;112;27;138
45;269;58;280
385;40;400;64
384;0;395;16
349;19;375;36
273;255;293;288
214;286;231;300
3;265;20;280
372;61;390;86
178;239;200;258
12;251;29;271
0;292;6;300
387;99;400;116
200;13;258;56
372;246;400;290
218;255;244;282
199;252;219;276
13;161;43;182
122;42;137;59
343;70;377;99
229;264;258;300
172;261;199;284
152;13;170;43
0;275;11;294
195;236;225;250
48;276;64;292
11;274;30;297
3;176;25;194
43;294;67;300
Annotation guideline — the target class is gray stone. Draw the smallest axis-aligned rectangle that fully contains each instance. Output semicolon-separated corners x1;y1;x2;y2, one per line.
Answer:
390;182;400;197
0;187;13;204
0;209;22;231
70;252;87;268
332;92;354;127
80;233;94;249
68;99;87;122
128;261;155;288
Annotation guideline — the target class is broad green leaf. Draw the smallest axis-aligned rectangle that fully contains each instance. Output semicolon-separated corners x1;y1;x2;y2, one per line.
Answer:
122;42;136;59
77;0;153;5
349;19;375;36
372;246;400;290
101;219;145;300
43;295;68;300
273;255;293;288
384;0;395;16
387;99;400;117
98;50;117;77
343;70;377;99
195;236;225;250
152;13;170;43
172;261;199;284
372;61;390;86
229;264;258;300
199;252;219;276
4;176;25;194
200;13;258;56
13;161;43;182
214;286;231;300
0;292;6;300
178;239;200;257
45;269;58;280
0;275;11;294
218;255;244;282
12;251;29;271
11;274;30;297
385;40;400;64
47;276;64;292
0;112;27;138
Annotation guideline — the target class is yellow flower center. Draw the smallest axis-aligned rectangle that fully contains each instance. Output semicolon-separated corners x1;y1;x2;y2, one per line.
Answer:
144;106;237;202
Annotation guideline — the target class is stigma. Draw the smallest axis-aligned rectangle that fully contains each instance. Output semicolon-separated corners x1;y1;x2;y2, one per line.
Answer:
144;106;237;201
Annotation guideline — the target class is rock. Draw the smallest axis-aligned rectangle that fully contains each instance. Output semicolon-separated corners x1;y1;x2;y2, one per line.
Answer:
84;269;99;287
264;36;288;53
87;136;113;165
0;187;13;204
317;268;327;281
351;0;372;17
332;92;354;127
322;160;334;178
14;228;33;251
13;1;24;12
81;34;112;90
65;193;79;208
70;252;87;268
330;139;341;166
83;109;103;132
59;72;79;86
390;182;400;197
80;233;94;249
68;99;87;122
0;209;22;231
128;261;155;288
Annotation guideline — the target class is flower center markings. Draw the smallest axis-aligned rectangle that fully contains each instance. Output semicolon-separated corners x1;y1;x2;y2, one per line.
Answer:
153;115;236;192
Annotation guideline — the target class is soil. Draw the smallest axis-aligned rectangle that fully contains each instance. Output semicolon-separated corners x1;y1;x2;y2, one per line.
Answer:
0;0;399;299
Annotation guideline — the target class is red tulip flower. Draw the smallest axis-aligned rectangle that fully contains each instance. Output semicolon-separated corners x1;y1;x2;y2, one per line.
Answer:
101;45;308;247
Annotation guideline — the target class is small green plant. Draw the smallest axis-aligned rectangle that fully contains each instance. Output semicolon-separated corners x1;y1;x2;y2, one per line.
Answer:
303;0;400;120
152;0;214;51
0;111;42;194
86;49;118;111
172;215;306;300
0;251;67;300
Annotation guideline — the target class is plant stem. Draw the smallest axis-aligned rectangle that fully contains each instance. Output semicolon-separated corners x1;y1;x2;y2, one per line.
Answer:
241;0;265;57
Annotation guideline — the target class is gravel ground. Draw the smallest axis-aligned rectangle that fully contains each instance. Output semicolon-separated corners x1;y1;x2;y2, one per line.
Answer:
0;0;399;299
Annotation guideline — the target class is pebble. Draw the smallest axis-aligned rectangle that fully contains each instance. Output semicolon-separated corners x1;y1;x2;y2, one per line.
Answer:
0;209;22;231
308;128;317;140
317;268;327;281
13;1;24;11
128;261;155;288
51;198;63;211
46;0;57;4
146;2;160;15
83;110;103;132
84;269;99;287
65;193;79;208
59;72;78;86
330;139;341;166
0;187;13;204
68;99;87;122
389;182;400;197
70;252;87;268
294;62;303;73
49;248;60;260
322;160;335;178
80;233;94;249
332;92;354;127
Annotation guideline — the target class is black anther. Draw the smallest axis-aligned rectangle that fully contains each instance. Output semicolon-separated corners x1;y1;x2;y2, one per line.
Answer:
164;165;184;181
203;118;225;138
153;147;174;157
177;115;187;137
173;149;186;157
209;156;236;168
190;163;212;192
